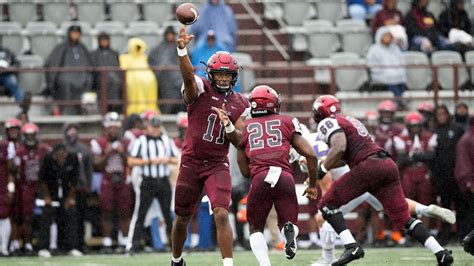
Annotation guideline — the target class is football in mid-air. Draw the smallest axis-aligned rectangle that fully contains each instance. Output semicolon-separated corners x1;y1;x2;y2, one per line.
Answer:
176;3;199;25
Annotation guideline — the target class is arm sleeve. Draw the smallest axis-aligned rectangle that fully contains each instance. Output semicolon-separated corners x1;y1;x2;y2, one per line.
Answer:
39;155;50;182
181;75;205;96
169;138;179;157
90;139;102;155
316;118;342;144
7;141;15;160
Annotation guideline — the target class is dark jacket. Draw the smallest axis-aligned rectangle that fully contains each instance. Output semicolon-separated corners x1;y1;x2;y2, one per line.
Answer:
406;3;441;48
39;152;79;202
90;46;122;100
432;122;465;179
438;0;472;37
0;47;19;75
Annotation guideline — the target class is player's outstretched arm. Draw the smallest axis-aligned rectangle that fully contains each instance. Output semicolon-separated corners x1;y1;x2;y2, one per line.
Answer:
236;147;250;178
177;26;198;104
292;134;318;199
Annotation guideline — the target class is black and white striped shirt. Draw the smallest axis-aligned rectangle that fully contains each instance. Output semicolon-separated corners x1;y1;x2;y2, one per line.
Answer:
129;134;179;178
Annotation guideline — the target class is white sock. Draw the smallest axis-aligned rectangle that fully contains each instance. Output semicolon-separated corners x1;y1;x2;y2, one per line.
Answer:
424;236;444;254
320;222;336;260
118;231;128;246
339;229;356;245
250;232;271;266
25;242;33;251
172;256;182;263
0;218;11;254
50;223;58;250
10;239;19;252
102;236;112;247
223;258;233;266
309;232;318;244
415;203;428;216
190;233;200;248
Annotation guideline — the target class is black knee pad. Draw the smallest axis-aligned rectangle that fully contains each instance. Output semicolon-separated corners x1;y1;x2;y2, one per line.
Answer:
405;217;422;234
321;206;341;220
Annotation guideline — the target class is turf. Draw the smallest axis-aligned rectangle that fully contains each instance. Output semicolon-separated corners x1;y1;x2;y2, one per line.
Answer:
0;247;471;266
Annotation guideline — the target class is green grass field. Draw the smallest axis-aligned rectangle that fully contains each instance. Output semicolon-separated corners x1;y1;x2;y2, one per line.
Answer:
0;247;471;266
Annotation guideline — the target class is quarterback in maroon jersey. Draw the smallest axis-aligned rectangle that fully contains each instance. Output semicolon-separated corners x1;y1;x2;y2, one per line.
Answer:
313;95;453;266
234;86;318;264
15;123;50;255
171;26;250;266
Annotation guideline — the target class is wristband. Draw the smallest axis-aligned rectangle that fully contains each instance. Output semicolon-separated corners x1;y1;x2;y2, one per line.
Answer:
317;164;328;180
7;182;15;193
225;122;235;133
320;164;328;173
177;47;188;57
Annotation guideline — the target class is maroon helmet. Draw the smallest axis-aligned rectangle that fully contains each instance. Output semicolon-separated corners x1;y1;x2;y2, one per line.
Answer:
205;51;239;93
312;95;341;123
248;85;280;117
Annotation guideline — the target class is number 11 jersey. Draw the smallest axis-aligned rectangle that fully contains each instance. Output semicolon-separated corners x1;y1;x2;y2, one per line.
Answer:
181;75;250;161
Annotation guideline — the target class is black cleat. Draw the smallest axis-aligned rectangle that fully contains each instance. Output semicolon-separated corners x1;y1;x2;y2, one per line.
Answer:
435;249;453;266
331;243;365;266
462;230;474;255
171;258;186;266
283;222;297;260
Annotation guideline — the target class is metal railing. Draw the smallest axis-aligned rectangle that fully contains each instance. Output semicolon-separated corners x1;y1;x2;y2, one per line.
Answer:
0;63;472;116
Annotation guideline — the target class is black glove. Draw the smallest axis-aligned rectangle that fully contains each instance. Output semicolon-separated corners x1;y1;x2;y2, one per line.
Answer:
462;230;474;256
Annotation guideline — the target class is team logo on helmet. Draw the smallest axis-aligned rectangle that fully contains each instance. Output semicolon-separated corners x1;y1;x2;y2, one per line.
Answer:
248;85;280;117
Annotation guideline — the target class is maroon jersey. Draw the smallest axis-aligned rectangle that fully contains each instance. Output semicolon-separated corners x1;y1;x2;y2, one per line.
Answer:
374;123;406;150
181;75;249;161
317;115;384;168
91;135;129;181
0;140;15;183
17;143;51;183
240;114;303;176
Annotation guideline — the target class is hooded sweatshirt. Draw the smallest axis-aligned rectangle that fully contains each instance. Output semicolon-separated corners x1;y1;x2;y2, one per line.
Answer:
367;26;407;85
370;0;405;34
119;38;158;115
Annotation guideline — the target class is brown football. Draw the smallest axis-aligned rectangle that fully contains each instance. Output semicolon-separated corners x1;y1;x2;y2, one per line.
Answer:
175;3;199;25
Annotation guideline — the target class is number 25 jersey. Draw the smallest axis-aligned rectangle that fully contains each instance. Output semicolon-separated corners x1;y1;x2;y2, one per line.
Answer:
181;75;250;161
317;114;383;168
240;114;303;176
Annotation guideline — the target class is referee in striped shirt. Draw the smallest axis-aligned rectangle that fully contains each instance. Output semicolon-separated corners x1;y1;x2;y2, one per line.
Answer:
126;115;178;254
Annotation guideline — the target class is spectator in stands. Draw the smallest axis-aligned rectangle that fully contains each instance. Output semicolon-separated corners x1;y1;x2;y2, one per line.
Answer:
455;116;474;238
91;112;132;253
37;144;82;257
120;38;159;115
190;0;238;52
149;26;185;114
439;0;473;54
432;105;467;245
0;46;24;104
405;0;453;53
91;32;123;113
63;123;93;253
370;0;408;49
191;30;226;78
45;25;93;115
348;0;383;21
367;27;408;110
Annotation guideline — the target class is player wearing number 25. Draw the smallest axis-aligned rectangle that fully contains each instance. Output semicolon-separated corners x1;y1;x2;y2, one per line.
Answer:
171;26;249;266
237;86;319;265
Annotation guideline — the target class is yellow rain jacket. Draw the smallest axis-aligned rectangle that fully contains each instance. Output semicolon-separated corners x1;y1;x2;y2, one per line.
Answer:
120;38;159;115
